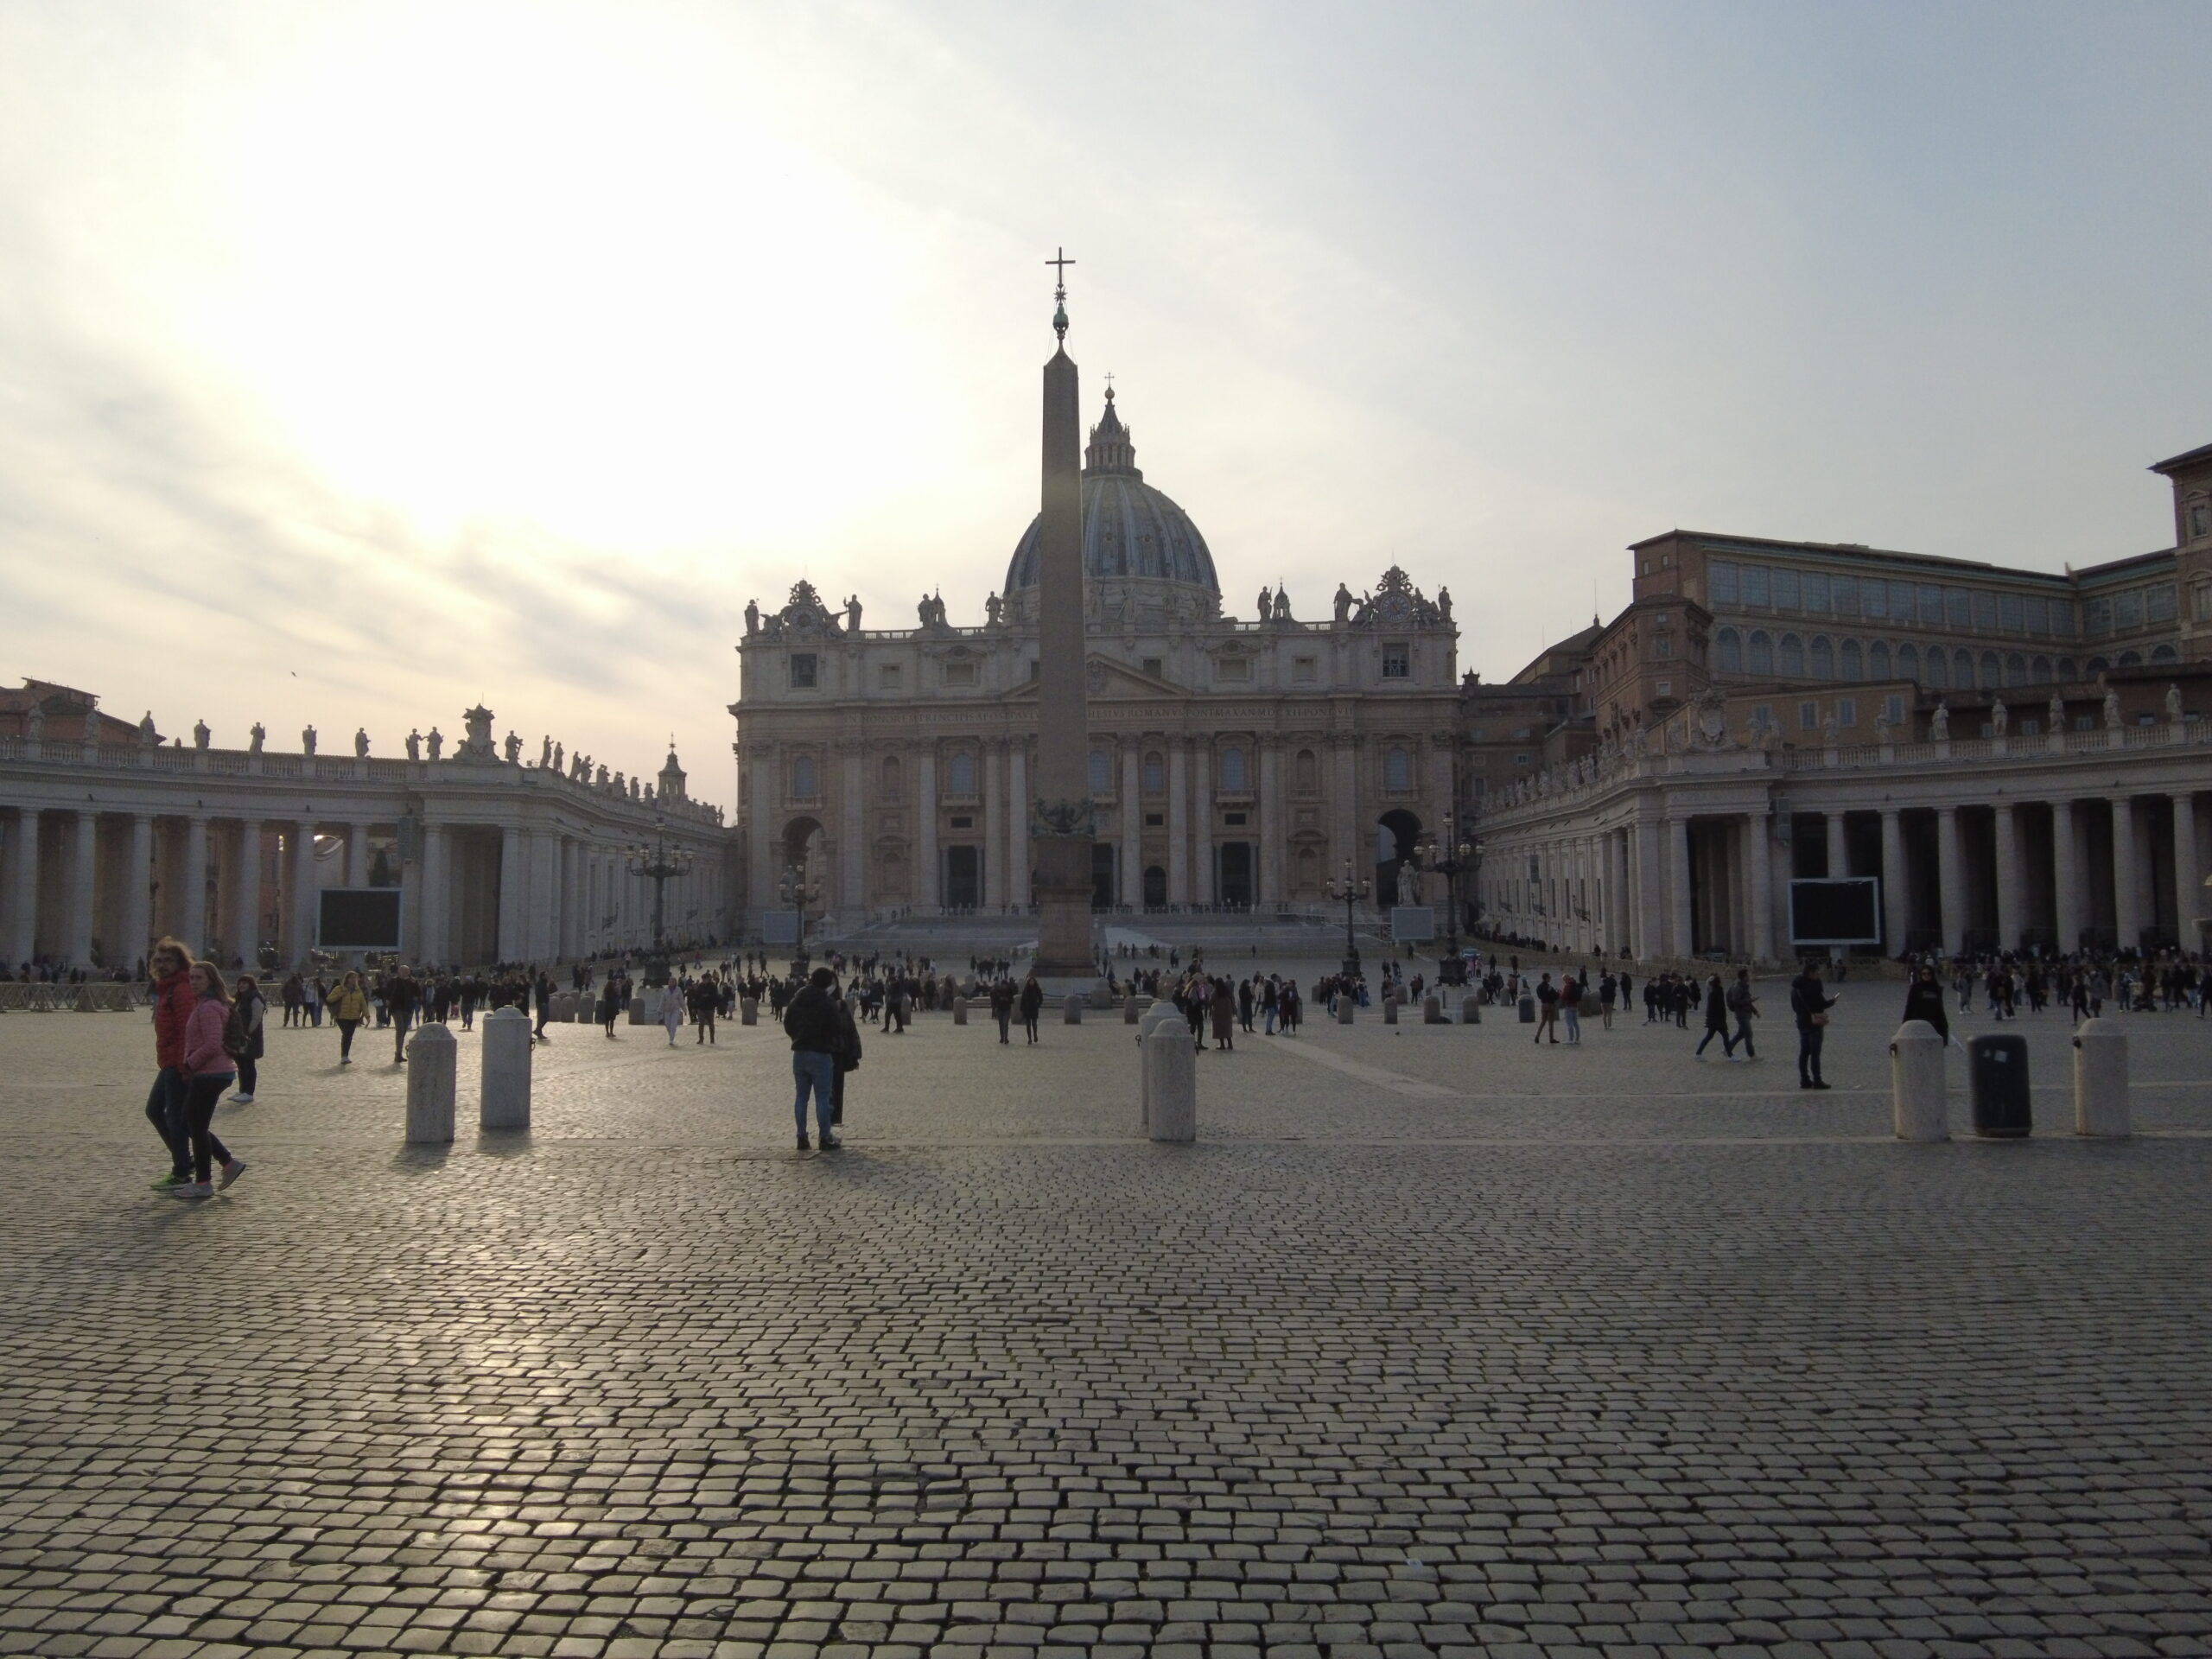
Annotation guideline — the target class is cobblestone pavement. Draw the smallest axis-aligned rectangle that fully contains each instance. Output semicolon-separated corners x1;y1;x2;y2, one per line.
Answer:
2;985;2208;1658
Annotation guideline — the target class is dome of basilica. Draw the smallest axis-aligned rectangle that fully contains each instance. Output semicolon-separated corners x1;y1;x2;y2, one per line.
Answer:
1003;389;1218;595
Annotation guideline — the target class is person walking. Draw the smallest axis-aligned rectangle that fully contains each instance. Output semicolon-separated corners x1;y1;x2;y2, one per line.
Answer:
690;973;719;1044
386;964;420;1063
990;976;1014;1044
1726;968;1759;1060
1019;972;1043;1045
1533;973;1560;1045
169;959;247;1198
783;966;841;1150
659;979;685;1046
1210;976;1236;1051
1560;972;1583;1045
146;938;197;1191
227;973;266;1103
330;970;372;1065
1790;960;1836;1089
1694;974;1734;1059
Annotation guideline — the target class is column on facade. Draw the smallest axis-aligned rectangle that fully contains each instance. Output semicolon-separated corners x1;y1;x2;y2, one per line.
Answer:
2050;799;2080;955
498;825;526;961
1119;739;1141;908
182;815;209;951
1166;739;1190;905
982;741;1006;908
1192;738;1215;904
347;823;372;888
1748;808;1774;963
747;742;777;931
229;820;259;969
2112;796;2140;952
4;810;37;967
1331;738;1357;899
531;829;560;961
1634;813;1662;962
841;751;865;920
1258;740;1282;906
66;810;98;966
2176;792;2202;950
1610;830;1630;957
1825;811;1849;879
420;823;448;966
1667;816;1693;959
289;823;319;964
916;746;938;910
1879;809;1907;955
1007;742;1029;908
1935;805;1963;957
559;836;580;959
1993;802;2022;954
124;814;155;969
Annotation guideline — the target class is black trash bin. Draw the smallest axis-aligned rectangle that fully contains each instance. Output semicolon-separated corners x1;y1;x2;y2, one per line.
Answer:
1967;1033;2031;1137
1518;995;1536;1024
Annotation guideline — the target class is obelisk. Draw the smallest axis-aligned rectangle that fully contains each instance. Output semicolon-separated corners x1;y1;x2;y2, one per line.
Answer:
1029;251;1096;979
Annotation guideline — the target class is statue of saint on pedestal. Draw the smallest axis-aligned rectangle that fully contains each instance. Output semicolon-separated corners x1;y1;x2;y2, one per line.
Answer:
301;724;317;755
354;728;371;759
249;722;265;753
406;728;422;760
426;727;443;760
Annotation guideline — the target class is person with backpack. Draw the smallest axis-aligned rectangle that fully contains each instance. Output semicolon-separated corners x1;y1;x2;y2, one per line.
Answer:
226;973;266;1103
169;958;247;1198
1726;968;1759;1060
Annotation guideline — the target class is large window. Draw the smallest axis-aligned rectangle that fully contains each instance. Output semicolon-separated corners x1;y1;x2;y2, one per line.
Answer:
1780;632;1804;677
1946;588;1971;629
1810;637;1834;679
1999;593;2024;632
2149;583;2177;622
1833;576;1859;617
1954;648;1975;688
1142;751;1165;794
1385;747;1413;791
1869;641;1891;679
1840;639;1864;680
1973;592;1999;631
947;750;977;797
789;653;817;689
791;754;817;800
1710;560;1738;603
1220;746;1249;791
1740;564;1770;607
2025;596;2048;636
2115;589;2145;631
1294;748;1319;791
1918;584;1944;626
1897;643;1919;683
1749;631;1774;676
1089;750;1111;794
2005;653;2026;689
1803;574;1830;613
1381;642;1411;678
1717;628;1743;674
1772;569;1801;609
1925;647;1947;689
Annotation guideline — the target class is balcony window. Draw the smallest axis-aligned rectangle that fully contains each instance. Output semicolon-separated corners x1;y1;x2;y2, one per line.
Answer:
790;653;817;689
1381;642;1411;678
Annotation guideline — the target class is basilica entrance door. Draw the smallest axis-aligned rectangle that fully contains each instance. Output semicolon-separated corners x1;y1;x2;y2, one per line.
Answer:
1217;842;1254;908
945;846;981;910
1091;843;1116;909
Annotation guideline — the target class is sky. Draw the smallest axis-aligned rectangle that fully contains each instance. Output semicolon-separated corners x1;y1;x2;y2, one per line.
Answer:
3;0;2207;812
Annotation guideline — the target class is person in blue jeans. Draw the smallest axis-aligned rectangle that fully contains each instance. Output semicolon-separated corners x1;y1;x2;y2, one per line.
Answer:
782;966;842;1150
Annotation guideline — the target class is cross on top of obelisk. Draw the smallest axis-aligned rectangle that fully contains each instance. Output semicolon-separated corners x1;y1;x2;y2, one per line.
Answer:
1047;246;1074;340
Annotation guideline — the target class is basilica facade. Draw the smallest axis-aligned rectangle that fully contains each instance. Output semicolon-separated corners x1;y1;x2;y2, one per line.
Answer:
730;390;1460;932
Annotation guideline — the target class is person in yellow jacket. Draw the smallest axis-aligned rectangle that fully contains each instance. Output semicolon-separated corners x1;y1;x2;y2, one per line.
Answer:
330;970;372;1065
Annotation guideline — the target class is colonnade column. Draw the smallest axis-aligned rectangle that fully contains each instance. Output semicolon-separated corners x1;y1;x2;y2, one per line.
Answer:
2112;796;2140;953
1878;809;1906;955
1611;830;1630;957
347;823;372;888
916;747;938;910
420;823;447;966
1634;813;1662;961
1825;811;1849;879
1936;805;1963;957
289;823;319;965
124;814;155;969
1192;740;1215;904
5;810;37;967
228;820;259;969
1993;803;2022;954
68;810;99;967
560;837;580;959
842;752;865;921
1120;741;1141;908
1007;742;1029;908
982;742;1006;908
2176;793;2202;950
1166;739;1189;905
497;826;526;962
1748;810;1774;964
531;829;560;961
747;742;777;933
1668;816;1693;959
2050;800;2080;955
1259;740;1282;906
183;815;209;950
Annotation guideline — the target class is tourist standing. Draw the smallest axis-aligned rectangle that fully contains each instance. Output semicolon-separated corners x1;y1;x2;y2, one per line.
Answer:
1532;973;1560;1045
1790;961;1835;1090
783;966;841;1150
1019;972;1043;1044
659;980;685;1046
597;976;622;1038
145;938;197;1191
1560;972;1583;1045
330;971;371;1065
228;974;265;1103
990;976;1014;1044
1901;963;1949;1044
169;960;246;1198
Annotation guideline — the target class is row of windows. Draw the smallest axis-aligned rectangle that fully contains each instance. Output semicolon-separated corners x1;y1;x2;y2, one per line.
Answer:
2082;585;2179;636
788;645;1421;693
1713;628;2181;689
787;745;1422;804
1707;560;2085;639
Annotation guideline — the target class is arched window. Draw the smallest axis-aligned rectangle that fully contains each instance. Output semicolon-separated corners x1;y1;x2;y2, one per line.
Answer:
2031;656;2052;683
1385;747;1412;791
2056;658;2077;681
791;754;817;801
1749;631;1773;676
1294;748;1319;792
1779;633;1803;677
1926;648;1948;690
1980;652;2002;689
947;750;977;797
1955;648;1975;688
1089;749;1111;794
880;754;902;801
1716;627;1743;674
2086;656;2109;675
1142;750;1165;794
2152;644;2179;664
2118;650;2143;667
1897;643;1919;683
1840;639;1863;680
1810;637;1834;679
1220;746;1249;791
2005;653;2026;688
1869;642;1891;680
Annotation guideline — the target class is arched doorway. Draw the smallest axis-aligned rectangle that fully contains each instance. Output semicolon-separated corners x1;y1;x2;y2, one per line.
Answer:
1142;865;1166;907
1375;809;1422;906
781;817;827;913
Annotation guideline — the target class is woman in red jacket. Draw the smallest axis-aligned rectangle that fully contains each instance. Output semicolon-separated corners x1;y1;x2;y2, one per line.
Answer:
169;959;247;1199
146;938;198;1192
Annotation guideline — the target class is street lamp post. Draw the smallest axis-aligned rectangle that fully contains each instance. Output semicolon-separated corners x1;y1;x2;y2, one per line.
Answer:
778;861;822;966
1419;812;1481;984
624;817;695;985
1325;857;1371;982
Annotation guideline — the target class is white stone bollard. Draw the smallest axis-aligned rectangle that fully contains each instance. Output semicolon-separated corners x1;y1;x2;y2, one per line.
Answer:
1889;1019;1948;1142
1063;995;1083;1025
1124;995;1141;1025
405;1022;456;1144
480;1006;533;1131
1147;1023;1196;1142
1382;993;1399;1026
2072;1018;2130;1137
740;997;758;1026
953;995;969;1027
1458;991;1480;1025
1422;994;1445;1025
1336;996;1355;1025
627;994;650;1026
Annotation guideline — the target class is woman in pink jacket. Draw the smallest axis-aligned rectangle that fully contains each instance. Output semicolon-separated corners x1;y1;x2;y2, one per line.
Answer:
171;961;249;1199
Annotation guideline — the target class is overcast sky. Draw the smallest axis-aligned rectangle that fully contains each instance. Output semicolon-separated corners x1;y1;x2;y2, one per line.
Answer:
3;0;2205;810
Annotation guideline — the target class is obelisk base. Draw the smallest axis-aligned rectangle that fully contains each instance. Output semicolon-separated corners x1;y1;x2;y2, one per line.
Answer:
1031;833;1096;977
